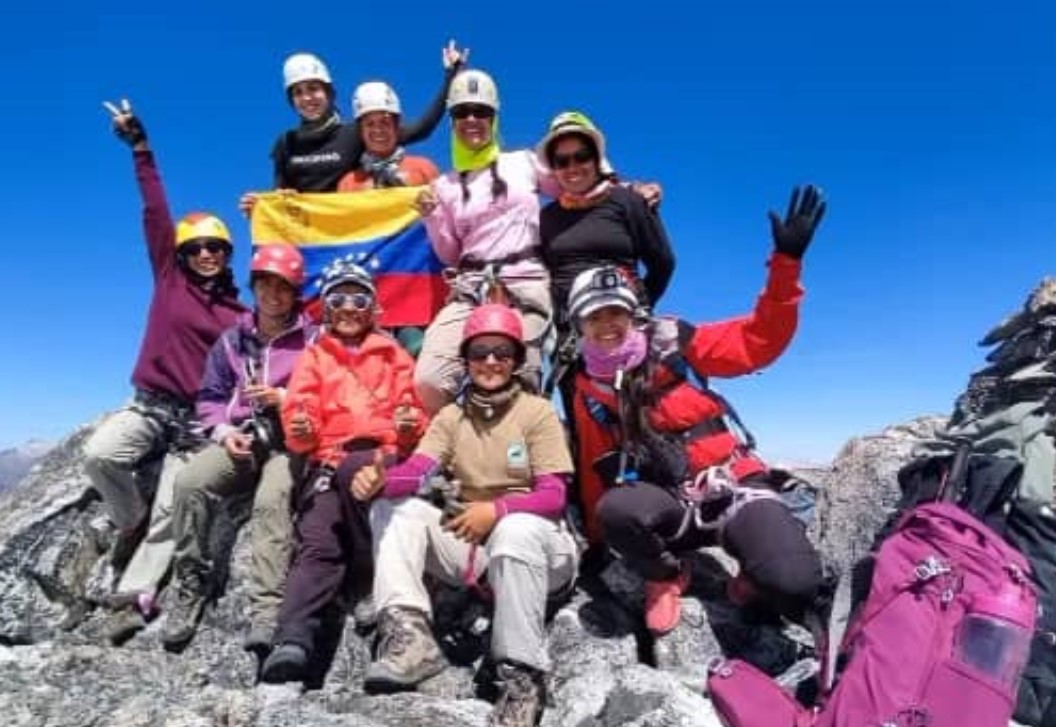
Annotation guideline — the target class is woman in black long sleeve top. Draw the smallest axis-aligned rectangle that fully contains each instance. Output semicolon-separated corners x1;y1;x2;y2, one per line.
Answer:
538;112;675;334
268;44;466;193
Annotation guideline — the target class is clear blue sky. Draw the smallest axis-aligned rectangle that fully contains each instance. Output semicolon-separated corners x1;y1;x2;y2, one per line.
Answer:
1;1;1053;462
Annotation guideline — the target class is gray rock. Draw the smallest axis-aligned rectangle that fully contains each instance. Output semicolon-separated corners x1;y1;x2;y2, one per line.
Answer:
0;404;1022;725
812;415;946;579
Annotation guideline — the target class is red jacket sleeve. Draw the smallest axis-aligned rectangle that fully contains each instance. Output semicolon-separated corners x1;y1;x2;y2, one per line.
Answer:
281;346;323;455
683;252;803;377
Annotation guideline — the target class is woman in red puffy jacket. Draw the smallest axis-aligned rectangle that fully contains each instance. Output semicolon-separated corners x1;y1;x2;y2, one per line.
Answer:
569;185;828;636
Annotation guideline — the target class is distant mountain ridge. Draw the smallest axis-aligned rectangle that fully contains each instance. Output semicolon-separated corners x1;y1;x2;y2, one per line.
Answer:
0;439;54;493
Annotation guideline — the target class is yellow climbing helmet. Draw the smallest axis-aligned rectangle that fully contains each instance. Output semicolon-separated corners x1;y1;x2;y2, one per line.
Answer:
175;212;232;249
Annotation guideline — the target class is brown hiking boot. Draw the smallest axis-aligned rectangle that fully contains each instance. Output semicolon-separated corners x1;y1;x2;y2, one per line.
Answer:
364;607;446;693
488;661;546;727
160;569;208;650
106;604;148;646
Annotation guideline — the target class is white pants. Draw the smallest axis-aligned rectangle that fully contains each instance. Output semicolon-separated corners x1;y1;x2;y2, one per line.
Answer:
371;497;577;671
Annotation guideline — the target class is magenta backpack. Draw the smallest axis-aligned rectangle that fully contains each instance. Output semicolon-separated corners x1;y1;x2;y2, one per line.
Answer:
709;502;1036;727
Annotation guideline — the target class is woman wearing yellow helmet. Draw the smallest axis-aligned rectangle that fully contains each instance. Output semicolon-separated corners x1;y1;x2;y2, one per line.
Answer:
87;99;247;645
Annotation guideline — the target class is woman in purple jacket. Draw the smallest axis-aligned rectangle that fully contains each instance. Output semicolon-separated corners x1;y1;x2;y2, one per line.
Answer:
86;99;246;644
160;244;318;652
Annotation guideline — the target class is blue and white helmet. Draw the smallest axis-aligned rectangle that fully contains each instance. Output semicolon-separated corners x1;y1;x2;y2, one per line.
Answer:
319;255;376;298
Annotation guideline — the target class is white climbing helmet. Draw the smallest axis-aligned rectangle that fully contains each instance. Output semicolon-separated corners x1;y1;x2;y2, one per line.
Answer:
353;81;402;120
283;52;333;91
446;69;499;111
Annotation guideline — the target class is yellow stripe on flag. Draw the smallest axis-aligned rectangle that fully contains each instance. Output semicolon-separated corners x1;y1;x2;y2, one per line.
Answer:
251;187;425;246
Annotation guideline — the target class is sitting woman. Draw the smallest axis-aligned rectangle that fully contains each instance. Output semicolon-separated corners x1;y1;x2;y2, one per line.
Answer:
354;304;577;727
162;244;316;652
88;100;247;645
568;186;828;636
259;258;427;683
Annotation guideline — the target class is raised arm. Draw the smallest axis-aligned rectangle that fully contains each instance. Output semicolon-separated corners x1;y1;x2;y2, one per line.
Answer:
682;185;827;377
398;41;468;146
104;98;176;279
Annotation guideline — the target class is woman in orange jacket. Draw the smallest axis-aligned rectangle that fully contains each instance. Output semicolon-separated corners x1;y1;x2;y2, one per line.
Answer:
569;185;828;637
260;257;427;682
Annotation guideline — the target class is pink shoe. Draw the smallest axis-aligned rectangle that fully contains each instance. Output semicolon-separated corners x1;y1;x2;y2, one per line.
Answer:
644;568;690;635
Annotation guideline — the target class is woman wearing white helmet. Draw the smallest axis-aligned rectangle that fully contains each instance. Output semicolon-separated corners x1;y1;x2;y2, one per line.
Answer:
337;81;441;191
240;42;467;208
412;69;662;415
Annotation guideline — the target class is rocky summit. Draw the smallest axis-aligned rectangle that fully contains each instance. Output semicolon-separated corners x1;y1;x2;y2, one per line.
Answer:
0;408;958;727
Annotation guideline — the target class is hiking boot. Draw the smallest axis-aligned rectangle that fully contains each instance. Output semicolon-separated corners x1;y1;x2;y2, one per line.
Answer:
243;617;276;659
106;602;150;646
644;567;690;635
109;517;148;573
364;607;446;693
260;643;308;684
161;571;208;649
352;592;378;631
487;661;546;727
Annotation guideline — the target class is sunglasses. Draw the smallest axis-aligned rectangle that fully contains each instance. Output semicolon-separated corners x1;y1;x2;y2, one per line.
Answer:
182;239;231;257
450;104;495;121
466;342;518;363
325;292;373;311
552;148;595;170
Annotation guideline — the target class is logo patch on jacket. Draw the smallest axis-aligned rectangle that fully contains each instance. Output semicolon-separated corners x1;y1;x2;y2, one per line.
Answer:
506;440;529;479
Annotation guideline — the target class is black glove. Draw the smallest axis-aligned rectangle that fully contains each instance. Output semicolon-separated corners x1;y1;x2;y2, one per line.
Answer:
768;184;826;260
103;99;147;147
114;115;147;147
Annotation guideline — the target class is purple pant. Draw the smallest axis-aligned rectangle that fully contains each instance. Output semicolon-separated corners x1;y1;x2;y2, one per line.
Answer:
272;449;394;651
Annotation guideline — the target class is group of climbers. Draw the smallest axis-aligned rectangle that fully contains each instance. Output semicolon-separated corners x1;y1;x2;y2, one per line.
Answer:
87;42;829;727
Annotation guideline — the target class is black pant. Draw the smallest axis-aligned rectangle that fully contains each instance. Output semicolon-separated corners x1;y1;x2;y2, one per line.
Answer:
596;481;822;620
272;450;390;651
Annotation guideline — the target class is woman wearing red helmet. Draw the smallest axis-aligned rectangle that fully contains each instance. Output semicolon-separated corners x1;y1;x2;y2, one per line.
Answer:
352;304;576;726
158;244;320;651
88;100;247;644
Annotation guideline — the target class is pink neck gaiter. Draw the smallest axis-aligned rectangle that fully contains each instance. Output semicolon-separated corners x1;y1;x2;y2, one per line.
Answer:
582;328;648;380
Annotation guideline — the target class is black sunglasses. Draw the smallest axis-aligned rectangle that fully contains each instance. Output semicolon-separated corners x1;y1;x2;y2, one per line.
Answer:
466;342;517;363
182;238;231;256
552;147;595;170
325;292;373;311
451;104;495;121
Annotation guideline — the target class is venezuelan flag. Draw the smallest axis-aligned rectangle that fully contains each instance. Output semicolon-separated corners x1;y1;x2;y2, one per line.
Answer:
250;188;448;328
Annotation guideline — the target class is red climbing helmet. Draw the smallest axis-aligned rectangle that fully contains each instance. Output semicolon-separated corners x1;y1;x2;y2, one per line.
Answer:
250;244;306;288
460;304;525;359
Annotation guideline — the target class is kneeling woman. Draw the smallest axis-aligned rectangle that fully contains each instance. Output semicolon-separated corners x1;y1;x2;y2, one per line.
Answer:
569;186;828;635
354;304;577;726
260;258;427;683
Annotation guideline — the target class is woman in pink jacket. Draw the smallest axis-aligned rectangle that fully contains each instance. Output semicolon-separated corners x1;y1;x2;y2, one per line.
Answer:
412;69;556;414
413;69;658;414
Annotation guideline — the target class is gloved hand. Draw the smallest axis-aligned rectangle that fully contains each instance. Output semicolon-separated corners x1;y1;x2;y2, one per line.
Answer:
768;184;826;260
102;98;148;148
